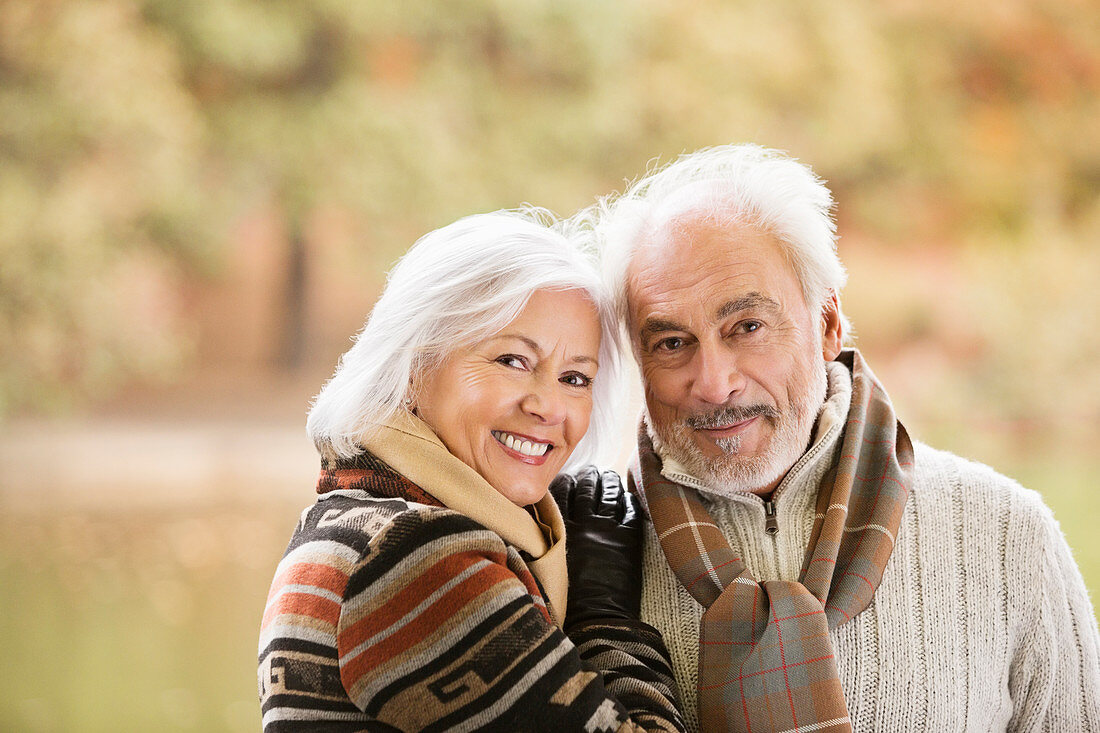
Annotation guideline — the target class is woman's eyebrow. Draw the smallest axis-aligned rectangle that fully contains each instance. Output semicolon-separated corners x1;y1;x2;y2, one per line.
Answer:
491;333;597;366
491;333;543;354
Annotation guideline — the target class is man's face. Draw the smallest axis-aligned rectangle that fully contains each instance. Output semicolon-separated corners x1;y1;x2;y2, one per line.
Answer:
627;215;841;496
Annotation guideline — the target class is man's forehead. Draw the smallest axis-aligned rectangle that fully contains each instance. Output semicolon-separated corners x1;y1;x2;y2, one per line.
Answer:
630;215;723;274
629;213;766;286
625;214;798;324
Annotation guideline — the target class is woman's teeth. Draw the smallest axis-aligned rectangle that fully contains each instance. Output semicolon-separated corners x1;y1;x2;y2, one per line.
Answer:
491;431;550;457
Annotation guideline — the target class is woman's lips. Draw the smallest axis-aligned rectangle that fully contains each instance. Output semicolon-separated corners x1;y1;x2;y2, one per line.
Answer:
491;430;553;465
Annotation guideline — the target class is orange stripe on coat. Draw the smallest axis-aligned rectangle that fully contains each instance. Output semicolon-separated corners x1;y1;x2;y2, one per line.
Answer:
338;553;518;682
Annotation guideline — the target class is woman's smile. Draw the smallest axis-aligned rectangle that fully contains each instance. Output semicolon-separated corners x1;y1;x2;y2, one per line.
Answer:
491;430;553;460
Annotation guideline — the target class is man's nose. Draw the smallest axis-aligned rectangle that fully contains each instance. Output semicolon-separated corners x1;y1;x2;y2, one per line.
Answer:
688;344;745;405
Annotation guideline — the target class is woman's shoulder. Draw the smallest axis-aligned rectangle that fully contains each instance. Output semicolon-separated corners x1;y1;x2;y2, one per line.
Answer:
289;490;447;547
287;491;505;564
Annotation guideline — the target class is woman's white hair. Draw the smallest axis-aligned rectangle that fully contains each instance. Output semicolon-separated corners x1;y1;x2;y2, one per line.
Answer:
306;207;623;472
586;143;851;340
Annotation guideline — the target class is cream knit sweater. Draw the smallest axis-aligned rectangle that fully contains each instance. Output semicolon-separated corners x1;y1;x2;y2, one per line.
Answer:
640;362;1100;732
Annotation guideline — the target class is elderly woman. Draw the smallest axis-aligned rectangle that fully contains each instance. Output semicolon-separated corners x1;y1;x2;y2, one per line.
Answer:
258;210;684;732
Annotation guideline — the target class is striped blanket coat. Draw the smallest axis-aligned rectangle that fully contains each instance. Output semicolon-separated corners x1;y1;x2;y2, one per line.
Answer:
258;452;684;732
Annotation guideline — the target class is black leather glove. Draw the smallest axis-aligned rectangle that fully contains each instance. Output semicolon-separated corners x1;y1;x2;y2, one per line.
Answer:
550;466;644;632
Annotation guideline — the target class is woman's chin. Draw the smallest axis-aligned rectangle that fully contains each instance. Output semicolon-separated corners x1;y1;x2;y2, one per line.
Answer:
482;470;551;507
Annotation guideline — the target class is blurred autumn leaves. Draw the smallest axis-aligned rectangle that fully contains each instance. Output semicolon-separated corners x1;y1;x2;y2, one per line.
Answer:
1;0;1098;429
2;6;1099;727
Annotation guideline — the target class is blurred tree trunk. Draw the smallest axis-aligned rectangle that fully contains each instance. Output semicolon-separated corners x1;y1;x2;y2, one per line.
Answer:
277;212;308;371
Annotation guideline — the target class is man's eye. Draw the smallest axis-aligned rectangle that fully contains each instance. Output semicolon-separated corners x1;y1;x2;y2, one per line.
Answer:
561;372;592;388
655;337;685;352
495;354;527;369
740;321;762;334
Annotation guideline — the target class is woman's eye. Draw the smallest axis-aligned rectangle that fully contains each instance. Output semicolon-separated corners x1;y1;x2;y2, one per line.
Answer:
561;372;592;388
495;354;527;369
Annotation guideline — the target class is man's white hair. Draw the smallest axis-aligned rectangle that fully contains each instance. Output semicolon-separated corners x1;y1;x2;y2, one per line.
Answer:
307;208;623;471
588;143;851;339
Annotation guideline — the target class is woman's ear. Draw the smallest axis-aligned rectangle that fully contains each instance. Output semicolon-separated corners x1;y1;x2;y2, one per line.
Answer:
821;291;843;360
405;373;419;414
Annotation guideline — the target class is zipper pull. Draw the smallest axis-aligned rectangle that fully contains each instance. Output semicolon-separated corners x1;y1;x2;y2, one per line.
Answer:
763;500;779;535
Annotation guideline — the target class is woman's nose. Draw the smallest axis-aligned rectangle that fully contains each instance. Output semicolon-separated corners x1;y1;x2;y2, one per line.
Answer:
520;382;567;425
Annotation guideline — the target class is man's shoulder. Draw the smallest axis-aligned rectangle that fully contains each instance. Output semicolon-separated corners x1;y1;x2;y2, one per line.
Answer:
912;440;1032;491
908;440;1055;531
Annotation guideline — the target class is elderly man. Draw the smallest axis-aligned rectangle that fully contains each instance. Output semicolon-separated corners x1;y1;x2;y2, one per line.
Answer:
594;144;1100;732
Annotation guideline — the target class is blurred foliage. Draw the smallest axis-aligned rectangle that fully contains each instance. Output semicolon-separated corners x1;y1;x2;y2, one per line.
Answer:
2;0;1098;418
2;4;1099;731
0;0;645;408
0;1;213;412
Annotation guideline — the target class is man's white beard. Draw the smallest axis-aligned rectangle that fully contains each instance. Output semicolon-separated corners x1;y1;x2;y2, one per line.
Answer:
650;359;829;497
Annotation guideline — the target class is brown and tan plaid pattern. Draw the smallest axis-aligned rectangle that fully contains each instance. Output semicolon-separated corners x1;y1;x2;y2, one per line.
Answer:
632;350;913;732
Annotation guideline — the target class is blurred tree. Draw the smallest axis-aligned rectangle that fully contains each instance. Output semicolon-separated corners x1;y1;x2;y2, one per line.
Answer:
631;0;1100;244
0;0;643;413
0;0;215;413
1;0;1097;424
139;0;641;368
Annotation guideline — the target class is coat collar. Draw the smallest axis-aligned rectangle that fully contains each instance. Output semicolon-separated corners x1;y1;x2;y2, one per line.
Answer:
355;410;569;627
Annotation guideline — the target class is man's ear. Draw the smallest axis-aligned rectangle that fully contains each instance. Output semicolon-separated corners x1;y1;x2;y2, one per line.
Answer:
821;291;843;360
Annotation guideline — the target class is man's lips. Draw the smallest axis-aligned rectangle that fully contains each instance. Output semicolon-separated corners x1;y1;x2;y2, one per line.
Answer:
696;415;759;439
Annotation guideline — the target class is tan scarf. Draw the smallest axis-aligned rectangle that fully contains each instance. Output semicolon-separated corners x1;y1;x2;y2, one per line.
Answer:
354;410;569;627
631;350;912;732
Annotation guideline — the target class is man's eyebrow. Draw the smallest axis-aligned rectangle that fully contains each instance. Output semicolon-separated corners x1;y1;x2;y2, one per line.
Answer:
715;292;780;320
639;318;686;337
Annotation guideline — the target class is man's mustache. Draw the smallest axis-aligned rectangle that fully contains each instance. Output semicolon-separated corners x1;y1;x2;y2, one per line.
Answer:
685;404;779;430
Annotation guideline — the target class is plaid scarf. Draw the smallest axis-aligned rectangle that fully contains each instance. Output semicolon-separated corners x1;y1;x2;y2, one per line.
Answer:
631;350;912;732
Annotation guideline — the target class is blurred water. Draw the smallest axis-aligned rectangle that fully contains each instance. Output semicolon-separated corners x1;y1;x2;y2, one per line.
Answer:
0;416;314;732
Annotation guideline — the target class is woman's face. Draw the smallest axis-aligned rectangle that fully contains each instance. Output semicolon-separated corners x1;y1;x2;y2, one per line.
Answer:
415;288;602;506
